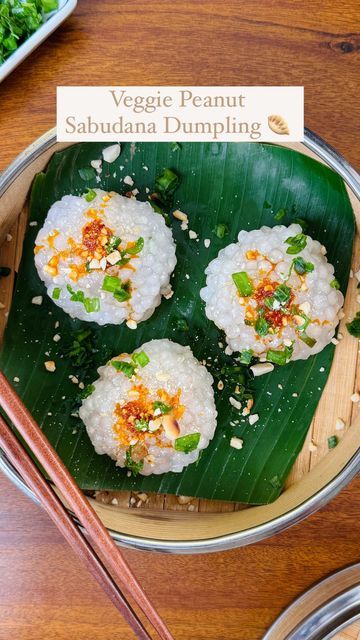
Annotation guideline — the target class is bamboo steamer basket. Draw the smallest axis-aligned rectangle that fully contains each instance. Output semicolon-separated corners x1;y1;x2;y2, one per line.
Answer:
0;129;359;554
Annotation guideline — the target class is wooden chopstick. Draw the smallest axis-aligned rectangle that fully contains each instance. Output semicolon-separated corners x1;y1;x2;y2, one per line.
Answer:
0;414;152;640
0;371;174;640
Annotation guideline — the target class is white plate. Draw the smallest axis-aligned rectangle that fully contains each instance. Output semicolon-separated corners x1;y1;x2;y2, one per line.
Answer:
0;0;77;83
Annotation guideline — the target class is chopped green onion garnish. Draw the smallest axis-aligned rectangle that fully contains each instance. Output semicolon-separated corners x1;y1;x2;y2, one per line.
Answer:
83;297;100;313
126;237;144;255
292;257;314;275
78;167;96;181
153;401;172;414
346;312;360;338
102;275;131;302
125;447;144;475
299;333;316;347
116;256;131;267
170;142;181;152
274;208;286;221
264;296;276;310
274;284;291;305
132;351;150;368
232;272;253;296
84;189;96;202
67;284;84;302
214;223;229;239
155;168;180;204
42;0;58;12
285;233;307;254
266;347;292;366
255;317;269;336
113;289;131;302
134;418;149;431
330;278;340;289
239;350;253;365
102;275;123;293
327;435;338;449
66;285;99;312
174;432;200;453
111;360;136;377
52;287;61;300
81;384;95;399
106;236;121;254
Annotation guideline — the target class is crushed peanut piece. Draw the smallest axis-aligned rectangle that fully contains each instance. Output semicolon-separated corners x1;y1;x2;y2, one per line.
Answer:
230;437;243;450
44;361;56;372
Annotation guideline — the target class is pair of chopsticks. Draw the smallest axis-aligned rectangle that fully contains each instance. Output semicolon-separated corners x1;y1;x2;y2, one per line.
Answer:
0;371;174;640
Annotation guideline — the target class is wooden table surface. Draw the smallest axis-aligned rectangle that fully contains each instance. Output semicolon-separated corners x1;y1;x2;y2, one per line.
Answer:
0;1;359;639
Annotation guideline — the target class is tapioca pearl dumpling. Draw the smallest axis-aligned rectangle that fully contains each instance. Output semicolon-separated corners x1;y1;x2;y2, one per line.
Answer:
79;339;217;476
34;189;177;326
201;224;344;362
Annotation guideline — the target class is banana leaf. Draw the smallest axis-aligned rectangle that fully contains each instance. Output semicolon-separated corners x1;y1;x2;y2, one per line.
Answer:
0;142;355;504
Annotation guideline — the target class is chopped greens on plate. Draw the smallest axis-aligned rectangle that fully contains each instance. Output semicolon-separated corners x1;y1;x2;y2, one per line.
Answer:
0;0;58;64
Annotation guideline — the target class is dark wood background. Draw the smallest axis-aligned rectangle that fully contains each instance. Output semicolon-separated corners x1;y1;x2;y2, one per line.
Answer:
0;1;359;638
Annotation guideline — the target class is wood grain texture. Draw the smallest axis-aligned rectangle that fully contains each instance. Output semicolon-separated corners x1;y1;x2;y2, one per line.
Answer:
0;0;359;638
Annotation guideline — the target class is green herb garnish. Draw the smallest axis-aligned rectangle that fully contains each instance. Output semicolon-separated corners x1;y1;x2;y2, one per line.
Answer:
274;284;291;305
153;401;172;414
174;432;201;454
134;418;149;431
0;0;58;64
106;236;121;253
113;289;131;302
83;297;100;313
111;360;136;378
330;279;340;289
102;275;131;302
78;167;96;181
126;237;144;255
266;346;293;366
214;223;229;239
125;447;144;475
154;168;180;204
67;284;85;302
52;287;61;300
346;312;360;338
81;384;95;399
102;275;124;293
116;256;131;268
132;351;150;368
274;208;286;221
328;435;338;449
84;189;96;202
255;317;269;336
285;233;307;254
239;350;253;365
66;285;100;313
232;272;253;296
299;333;316;348
292;257;314;275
